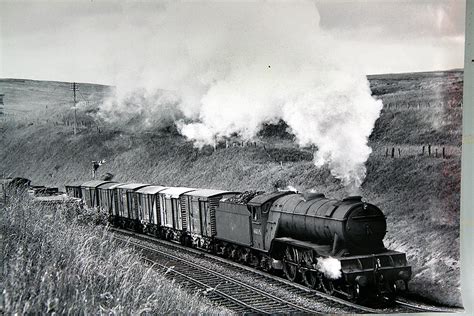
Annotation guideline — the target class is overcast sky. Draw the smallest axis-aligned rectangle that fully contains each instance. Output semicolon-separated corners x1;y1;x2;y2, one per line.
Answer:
0;0;466;85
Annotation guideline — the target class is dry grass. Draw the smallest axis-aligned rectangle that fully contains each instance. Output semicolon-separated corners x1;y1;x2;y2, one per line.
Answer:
0;191;226;314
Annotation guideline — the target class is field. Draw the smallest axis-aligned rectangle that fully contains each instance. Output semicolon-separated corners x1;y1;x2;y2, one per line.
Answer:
0;69;464;307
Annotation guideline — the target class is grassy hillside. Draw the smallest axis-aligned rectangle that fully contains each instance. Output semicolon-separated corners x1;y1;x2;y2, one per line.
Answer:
0;70;463;306
1;193;225;314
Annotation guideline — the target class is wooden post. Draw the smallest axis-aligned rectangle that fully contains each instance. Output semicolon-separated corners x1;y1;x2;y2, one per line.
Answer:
422;145;425;156
391;147;395;158
443;147;446;159
435;148;438;158
398;148;402;157
385;148;389;157
428;145;431;156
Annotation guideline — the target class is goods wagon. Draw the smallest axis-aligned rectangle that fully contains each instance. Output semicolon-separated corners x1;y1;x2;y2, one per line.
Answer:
181;189;237;249
97;182;119;217
65;183;82;199
158;187;196;242
80;180;113;208
135;186;168;235
114;183;149;230
108;183;126;223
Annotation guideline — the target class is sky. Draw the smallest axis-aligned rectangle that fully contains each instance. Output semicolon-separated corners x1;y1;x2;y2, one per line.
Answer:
0;0;466;85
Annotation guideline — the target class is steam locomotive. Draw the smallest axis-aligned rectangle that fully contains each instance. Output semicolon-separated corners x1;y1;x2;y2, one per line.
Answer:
65;180;411;302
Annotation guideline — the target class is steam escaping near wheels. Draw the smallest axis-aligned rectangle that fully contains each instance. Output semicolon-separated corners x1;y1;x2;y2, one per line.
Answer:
317;257;342;280
98;1;382;189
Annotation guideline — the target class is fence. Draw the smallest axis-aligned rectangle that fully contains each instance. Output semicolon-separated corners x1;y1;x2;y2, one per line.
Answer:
381;100;462;110
382;145;460;159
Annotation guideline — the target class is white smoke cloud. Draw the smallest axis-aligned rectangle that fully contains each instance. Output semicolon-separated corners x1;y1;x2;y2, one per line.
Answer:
317;257;342;280
276;185;299;193
99;1;382;187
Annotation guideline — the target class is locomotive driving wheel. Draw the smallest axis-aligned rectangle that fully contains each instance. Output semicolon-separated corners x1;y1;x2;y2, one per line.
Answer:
248;252;260;268
302;250;318;288
282;246;299;282
321;277;335;295
302;270;319;289
238;248;250;264
260;255;273;272
347;284;360;303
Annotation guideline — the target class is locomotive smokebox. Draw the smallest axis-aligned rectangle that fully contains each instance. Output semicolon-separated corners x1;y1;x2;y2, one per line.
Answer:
273;194;387;255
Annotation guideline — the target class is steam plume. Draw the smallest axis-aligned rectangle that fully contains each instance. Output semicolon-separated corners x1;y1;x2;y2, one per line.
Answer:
99;1;382;187
316;257;342;280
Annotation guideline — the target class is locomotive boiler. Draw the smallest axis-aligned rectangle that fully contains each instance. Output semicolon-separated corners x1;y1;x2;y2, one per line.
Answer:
273;193;387;255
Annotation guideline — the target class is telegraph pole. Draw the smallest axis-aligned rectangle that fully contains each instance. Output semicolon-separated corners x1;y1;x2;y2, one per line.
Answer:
70;82;78;135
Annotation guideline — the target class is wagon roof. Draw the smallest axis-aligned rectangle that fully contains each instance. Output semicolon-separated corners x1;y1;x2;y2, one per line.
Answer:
80;180;113;188
108;183;126;190
159;187;196;198
247;191;295;206
97;182;119;189
116;183;150;190
136;186;168;194
184;189;237;198
64;181;84;187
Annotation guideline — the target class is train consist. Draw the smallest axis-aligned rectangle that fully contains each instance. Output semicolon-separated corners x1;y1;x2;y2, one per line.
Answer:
62;180;411;302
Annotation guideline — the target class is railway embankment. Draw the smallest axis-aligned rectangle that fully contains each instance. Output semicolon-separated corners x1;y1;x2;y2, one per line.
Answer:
0;71;463;307
0;192;227;314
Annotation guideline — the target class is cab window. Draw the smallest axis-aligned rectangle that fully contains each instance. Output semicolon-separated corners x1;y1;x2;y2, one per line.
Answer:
251;206;261;221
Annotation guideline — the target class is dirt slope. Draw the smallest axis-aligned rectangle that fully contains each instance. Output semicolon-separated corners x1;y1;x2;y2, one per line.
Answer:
0;70;463;306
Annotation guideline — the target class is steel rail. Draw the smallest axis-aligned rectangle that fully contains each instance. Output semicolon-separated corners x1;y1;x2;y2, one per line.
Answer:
113;234;320;314
140;256;270;314
392;298;460;313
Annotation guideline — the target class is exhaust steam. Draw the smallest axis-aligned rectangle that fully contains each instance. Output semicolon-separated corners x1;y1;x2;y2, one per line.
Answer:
98;1;382;188
316;257;342;280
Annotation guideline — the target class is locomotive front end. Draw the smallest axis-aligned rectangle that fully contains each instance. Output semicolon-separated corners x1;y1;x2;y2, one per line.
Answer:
269;193;412;301
339;251;412;300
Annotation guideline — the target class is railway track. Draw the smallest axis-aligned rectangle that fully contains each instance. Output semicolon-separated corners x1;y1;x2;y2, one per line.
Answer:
111;228;459;314
392;297;460;313
111;228;384;314
113;234;321;314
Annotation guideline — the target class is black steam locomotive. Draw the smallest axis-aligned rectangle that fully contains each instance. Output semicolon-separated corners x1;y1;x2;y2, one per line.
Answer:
66;180;411;302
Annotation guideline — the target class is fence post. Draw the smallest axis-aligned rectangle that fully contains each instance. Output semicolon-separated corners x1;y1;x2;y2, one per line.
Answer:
391;147;395;158
435;148;438;158
398;148;402;157
422;145;425;156
443;147;446;159
385;148;389;157
428;145;431;156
